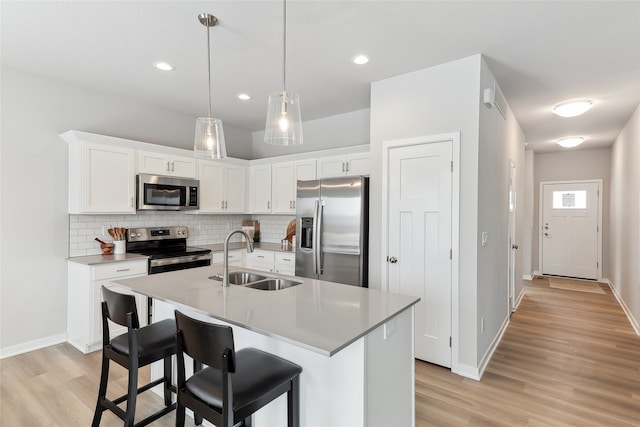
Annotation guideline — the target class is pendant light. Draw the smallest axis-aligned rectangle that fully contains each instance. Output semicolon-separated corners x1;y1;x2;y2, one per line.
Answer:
264;0;303;146
194;13;227;159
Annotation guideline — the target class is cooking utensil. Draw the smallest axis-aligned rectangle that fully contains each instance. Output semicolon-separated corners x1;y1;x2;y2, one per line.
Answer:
95;237;107;245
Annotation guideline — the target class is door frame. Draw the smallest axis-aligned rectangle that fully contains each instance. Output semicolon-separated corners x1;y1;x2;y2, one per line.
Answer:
538;179;603;280
508;160;517;312
381;131;460;372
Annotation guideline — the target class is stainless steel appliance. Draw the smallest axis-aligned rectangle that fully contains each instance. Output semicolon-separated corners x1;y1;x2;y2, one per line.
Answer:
295;176;369;287
126;226;212;322
136;174;199;211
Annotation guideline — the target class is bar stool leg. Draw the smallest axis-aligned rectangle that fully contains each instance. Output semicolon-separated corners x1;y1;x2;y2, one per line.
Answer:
163;356;172;406
124;358;139;427
287;375;300;427
91;354;110;427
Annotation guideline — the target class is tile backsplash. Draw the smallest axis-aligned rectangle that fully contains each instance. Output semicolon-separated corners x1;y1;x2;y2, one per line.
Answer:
69;212;295;257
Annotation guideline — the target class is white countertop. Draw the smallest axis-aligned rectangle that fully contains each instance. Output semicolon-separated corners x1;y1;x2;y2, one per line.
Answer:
113;265;419;357
67;252;149;265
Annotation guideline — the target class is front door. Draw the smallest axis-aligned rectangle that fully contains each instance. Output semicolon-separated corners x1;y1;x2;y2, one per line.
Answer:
386;138;452;367
541;181;600;279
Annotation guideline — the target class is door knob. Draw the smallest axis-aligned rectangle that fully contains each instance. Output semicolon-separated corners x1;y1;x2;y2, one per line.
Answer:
512;244;519;250
388;256;398;263
544;233;549;236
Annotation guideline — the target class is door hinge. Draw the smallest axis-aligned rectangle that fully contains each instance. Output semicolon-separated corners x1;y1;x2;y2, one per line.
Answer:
450;161;453;172
597;262;599;268
449;336;452;348
449;249;452;260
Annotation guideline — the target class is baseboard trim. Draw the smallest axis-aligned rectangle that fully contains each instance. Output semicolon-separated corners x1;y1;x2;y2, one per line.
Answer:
606;279;640;337
0;333;67;359
476;315;510;380
452;363;480;381
514;288;526;309
522;274;534;280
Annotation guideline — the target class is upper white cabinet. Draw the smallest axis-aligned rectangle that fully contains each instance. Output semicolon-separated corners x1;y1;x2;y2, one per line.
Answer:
198;160;246;213
316;153;370;179
250;164;273;214
66;138;136;214
138;150;196;178
272;160;316;214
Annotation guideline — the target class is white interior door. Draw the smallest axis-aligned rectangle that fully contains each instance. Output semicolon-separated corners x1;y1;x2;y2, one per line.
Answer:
541;181;600;279
386;139;452;367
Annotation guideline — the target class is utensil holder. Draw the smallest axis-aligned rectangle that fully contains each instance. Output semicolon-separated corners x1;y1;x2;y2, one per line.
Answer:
113;240;125;255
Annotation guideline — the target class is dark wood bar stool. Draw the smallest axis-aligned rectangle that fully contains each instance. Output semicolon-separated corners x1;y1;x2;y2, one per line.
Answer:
92;286;177;427
174;310;303;427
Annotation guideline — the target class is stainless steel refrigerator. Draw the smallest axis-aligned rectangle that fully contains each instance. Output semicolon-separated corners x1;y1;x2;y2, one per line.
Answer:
295;176;369;287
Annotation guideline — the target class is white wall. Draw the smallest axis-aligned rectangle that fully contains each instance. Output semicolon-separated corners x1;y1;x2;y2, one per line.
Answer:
522;150;535;278
251;109;370;159
370;55;482;371
0;67;253;355
476;59;525;363
609;104;640;330
532;148;611;278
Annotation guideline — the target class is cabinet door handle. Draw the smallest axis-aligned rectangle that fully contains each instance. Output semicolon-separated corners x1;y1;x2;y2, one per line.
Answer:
116;268;131;272
221;201;225;209
257;255;265;258
130;197;134;208
342;162;346;172
171;162;175;172
346;162;350;173
225;201;228;209
293;200;295;209
282;258;292;262
166;161;170;172
267;201;270;210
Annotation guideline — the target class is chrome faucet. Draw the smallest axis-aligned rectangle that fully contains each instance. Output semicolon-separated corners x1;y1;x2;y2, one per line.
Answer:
223;229;254;287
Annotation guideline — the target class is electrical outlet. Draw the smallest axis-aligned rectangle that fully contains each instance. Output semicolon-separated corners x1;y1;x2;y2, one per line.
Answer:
481;317;485;334
481;232;489;247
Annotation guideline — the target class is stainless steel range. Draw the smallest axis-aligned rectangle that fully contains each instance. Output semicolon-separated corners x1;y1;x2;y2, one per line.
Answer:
126;226;212;274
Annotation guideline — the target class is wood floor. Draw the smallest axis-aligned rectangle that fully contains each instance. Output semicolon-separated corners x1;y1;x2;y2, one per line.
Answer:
1;277;639;426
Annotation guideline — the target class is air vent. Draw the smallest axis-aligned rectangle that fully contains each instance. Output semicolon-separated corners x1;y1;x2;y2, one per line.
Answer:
494;83;507;120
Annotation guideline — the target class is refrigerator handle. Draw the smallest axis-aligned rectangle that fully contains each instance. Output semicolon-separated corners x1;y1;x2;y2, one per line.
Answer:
317;201;324;274
312;200;319;274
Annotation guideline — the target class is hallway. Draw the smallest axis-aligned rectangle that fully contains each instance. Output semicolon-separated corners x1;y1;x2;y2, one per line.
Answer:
415;277;640;426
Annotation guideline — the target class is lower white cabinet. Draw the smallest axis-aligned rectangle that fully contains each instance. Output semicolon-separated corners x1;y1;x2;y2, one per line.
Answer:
67;259;148;354
245;250;295;276
274;252;295;276
211;249;244;266
245;250;275;273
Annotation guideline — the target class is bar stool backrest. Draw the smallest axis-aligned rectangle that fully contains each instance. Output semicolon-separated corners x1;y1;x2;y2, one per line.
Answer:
102;286;140;329
175;310;236;372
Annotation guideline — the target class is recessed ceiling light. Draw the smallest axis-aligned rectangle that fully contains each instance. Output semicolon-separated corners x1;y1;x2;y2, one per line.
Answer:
237;93;251;101
153;61;175;71
556;136;585;148
352;55;370;65
552;100;593;117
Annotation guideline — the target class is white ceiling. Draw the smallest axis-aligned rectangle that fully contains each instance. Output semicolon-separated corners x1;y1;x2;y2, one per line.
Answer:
2;1;639;153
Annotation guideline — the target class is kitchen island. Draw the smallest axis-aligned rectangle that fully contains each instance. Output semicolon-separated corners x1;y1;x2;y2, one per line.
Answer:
114;265;419;427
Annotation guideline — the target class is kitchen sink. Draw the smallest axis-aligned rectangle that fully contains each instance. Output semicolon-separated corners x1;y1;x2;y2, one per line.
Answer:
209;271;269;285
245;278;303;291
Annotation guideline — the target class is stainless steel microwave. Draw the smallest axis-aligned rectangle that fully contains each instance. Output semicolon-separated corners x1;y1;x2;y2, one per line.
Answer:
136;174;199;211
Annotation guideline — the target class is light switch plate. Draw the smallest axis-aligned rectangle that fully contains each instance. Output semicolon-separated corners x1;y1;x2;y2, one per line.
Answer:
481;232;489;247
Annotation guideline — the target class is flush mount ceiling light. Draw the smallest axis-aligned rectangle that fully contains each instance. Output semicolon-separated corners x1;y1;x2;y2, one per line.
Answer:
352;55;370;65
264;0;303;146
153;61;175;71
556;136;585;148
194;13;227;159
237;93;251;101
552;100;593;117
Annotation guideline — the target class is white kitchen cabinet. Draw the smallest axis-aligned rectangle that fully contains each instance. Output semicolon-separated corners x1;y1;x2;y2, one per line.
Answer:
138;150;197;178
274;252;295;276
249;164;273;213
198;160;247;213
211;249;244;266
245;250;275;273
316;153;370;178
67;259;148;354
66;139;136;214
272;160;316;213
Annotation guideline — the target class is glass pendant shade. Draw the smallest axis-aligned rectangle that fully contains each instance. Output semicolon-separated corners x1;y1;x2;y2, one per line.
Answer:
194;117;226;159
264;91;303;145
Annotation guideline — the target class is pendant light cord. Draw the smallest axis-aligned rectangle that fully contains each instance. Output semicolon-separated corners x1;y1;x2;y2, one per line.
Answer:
207;23;212;118
282;0;287;94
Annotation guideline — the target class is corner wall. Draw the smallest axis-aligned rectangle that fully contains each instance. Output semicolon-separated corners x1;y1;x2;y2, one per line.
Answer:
370;55;481;371
609;104;640;330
